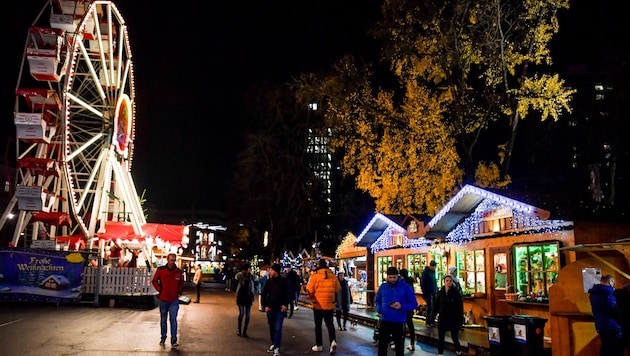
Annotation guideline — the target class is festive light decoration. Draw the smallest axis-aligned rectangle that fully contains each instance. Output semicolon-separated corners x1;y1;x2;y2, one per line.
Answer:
360;185;570;253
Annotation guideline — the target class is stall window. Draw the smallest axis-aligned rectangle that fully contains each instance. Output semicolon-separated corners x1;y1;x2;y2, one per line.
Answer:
407;254;426;293
428;251;447;288
456;250;486;295
377;256;393;286
513;242;559;299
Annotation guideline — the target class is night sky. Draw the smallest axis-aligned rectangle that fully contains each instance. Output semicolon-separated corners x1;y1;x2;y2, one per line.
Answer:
2;1;625;212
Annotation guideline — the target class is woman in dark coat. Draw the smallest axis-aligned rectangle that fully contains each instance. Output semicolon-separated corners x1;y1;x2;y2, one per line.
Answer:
235;264;256;337
434;275;464;356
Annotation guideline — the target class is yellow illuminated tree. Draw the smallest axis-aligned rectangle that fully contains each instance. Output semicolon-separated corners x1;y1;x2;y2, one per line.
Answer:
296;0;575;214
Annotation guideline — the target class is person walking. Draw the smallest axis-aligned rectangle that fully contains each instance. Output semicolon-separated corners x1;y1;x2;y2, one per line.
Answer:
589;274;624;356
258;268;269;312
434;275;464;356
335;271;352;331
375;266;419;356
285;265;303;318
193;264;203;303
261;263;292;356
235;263;256;337
307;259;341;354
399;268;416;351
151;253;185;348
420;260;438;327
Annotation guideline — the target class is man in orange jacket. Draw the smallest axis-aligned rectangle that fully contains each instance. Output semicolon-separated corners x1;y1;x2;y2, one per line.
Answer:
307;259;341;354
151;253;185;348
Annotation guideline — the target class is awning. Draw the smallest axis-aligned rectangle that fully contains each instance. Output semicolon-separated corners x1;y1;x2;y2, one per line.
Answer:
142;223;186;246
99;221;138;241
425;184;551;239
56;234;86;250
355;213;405;247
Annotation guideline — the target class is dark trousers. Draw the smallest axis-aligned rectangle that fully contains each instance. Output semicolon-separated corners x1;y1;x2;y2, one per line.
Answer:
422;294;435;324
405;311;415;346
437;323;462;354
195;283;201;301
377;320;404;356
335;308;349;328
599;331;625;356
313;309;336;346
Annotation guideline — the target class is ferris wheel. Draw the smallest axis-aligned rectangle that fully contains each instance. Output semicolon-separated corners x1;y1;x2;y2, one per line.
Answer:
0;0;145;249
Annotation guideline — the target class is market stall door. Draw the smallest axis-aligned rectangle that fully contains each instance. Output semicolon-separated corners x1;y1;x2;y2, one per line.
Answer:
490;247;512;316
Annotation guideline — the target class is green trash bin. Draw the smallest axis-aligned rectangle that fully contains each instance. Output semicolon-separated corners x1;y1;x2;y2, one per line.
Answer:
510;315;547;356
484;315;515;356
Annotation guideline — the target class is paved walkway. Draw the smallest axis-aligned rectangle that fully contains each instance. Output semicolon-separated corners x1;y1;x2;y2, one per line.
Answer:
309;301;491;355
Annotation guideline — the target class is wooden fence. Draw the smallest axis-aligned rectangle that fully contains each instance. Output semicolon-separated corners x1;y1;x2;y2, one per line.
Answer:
82;266;157;296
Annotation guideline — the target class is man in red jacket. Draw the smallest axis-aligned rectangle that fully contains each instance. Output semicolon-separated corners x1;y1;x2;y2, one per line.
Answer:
151;253;185;348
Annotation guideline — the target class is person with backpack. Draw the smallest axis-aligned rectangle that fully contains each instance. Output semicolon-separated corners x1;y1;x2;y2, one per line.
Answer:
234;263;256;337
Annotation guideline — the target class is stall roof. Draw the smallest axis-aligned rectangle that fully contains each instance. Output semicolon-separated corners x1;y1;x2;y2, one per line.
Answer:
425;185;550;239
355;213;405;247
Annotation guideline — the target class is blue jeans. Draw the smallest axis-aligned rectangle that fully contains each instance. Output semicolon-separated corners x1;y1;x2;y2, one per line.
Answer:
266;309;285;348
159;300;179;343
238;304;252;331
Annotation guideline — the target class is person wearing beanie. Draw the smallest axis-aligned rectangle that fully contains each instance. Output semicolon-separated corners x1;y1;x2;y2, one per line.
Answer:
375;266;418;356
261;263;292;356
307;259;341;354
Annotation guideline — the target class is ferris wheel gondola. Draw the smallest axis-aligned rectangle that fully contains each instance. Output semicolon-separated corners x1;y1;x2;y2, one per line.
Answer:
0;0;145;249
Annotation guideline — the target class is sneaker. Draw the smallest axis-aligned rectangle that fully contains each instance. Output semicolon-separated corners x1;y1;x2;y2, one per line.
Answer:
172;342;179;348
159;338;165;346
390;343;396;350
273;348;280;356
407;344;415;351
311;345;323;352
267;344;275;353
330;340;337;354
294;306;299;310
338;326;343;331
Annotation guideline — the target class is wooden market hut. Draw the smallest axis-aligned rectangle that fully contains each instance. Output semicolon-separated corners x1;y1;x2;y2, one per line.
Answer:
356;185;576;339
335;232;370;307
549;235;630;356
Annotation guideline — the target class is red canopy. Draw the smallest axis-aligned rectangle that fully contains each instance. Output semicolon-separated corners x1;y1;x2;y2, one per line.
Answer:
97;222;185;246
56;234;86;250
142;223;185;245
99;221;138;241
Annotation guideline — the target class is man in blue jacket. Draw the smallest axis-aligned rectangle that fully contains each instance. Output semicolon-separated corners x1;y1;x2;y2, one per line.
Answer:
588;274;624;356
375;266;419;356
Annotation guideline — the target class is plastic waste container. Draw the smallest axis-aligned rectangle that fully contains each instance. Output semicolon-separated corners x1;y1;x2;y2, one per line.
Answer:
510;315;547;356
484;315;515;356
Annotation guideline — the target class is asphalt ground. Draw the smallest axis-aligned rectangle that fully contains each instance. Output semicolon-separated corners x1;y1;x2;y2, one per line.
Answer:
0;281;462;355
